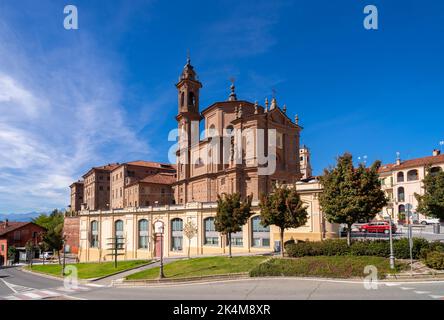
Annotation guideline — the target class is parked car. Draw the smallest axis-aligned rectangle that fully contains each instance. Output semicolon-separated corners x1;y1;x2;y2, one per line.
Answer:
39;251;53;260
418;217;440;225
360;221;397;234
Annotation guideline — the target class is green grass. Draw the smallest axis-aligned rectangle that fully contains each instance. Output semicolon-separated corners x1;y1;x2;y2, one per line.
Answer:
27;260;151;279
126;256;268;280
250;256;407;279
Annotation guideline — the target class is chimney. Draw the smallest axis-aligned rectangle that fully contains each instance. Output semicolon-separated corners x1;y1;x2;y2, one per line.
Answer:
396;152;401;165
433;149;441;156
4;219;8;228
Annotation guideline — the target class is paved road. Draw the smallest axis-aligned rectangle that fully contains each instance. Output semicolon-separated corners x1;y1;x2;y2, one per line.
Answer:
2;265;443;300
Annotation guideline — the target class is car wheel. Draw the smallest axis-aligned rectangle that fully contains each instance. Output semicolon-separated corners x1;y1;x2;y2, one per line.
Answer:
421;221;427;225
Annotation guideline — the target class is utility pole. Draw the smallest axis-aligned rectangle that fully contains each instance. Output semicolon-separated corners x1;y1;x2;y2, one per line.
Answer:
386;205;395;269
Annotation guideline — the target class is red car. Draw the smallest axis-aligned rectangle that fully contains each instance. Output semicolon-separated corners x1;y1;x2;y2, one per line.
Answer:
360;221;397;234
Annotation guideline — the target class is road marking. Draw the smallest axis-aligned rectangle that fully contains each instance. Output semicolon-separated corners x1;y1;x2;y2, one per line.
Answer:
4;295;20;300
40;290;60;296
414;291;430;294
85;283;105;287
21;292;44;299
0;278;33;293
400;287;414;290
384;283;400;287
429;295;444;299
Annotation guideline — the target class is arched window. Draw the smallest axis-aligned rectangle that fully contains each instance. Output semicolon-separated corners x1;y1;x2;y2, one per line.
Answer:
397;172;404;183
407;169;419;181
138;219;149;249
398;204;406;213
90;221;99;248
430;167;442;176
180;92;184;107
171;218;183;251
251;216;270;247
204;217;218;246
115;220;124;249
225;125;234;136
208;124;217;138
397;187;405;202
188;92;195;107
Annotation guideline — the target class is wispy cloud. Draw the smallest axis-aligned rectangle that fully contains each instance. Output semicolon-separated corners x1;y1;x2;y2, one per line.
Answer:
0;13;149;213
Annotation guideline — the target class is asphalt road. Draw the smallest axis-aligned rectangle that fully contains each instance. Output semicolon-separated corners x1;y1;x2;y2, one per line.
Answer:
1;266;444;300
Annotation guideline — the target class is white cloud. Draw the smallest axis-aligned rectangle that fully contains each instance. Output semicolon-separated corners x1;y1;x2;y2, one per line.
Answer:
0;18;149;213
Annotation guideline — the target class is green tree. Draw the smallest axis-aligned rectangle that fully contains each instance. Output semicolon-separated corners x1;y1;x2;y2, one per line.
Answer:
215;193;253;258
259;184;309;257
319;153;387;246
415;167;444;220
33;209;65;264
7;246;16;265
183;220;198;258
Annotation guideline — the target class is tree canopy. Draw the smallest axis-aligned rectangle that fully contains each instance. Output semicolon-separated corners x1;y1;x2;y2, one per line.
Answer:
319;153;387;245
215;193;253;257
259;184;308;256
416;167;444;220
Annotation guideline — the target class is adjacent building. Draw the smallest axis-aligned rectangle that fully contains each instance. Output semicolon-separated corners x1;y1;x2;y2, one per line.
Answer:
82;163;120;211
299;145;313;180
0;220;46;265
69;180;84;212
379;149;444;222
110;161;176;209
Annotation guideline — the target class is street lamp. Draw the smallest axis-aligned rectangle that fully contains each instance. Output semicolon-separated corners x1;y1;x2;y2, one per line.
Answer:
386;205;395;270
154;221;165;279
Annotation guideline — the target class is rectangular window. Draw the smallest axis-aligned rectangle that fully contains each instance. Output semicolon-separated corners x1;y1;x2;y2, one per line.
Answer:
1;244;4;251
171;236;183;251
14;231;21;241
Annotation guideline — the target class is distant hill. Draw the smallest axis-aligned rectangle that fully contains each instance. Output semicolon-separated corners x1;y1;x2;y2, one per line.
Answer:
0;212;43;222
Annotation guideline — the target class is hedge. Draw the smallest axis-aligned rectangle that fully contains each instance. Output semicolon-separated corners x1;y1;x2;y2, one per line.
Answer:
285;238;435;260
424;251;444;270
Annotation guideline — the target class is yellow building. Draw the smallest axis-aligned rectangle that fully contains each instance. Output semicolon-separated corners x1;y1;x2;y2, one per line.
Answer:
78;180;338;262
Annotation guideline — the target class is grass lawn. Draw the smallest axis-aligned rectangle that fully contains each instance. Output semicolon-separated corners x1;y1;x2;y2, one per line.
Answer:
250;256;407;279
27;260;151;279
126;256;268;280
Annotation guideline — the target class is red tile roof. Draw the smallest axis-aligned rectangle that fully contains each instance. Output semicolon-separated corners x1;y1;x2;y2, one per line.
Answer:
379;153;444;173
0;222;36;237
125;161;176;169
126;173;176;187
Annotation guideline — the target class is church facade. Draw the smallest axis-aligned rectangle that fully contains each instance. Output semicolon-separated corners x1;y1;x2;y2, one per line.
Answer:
174;58;302;204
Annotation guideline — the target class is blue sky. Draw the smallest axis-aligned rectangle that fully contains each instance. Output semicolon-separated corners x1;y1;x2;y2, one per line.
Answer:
0;0;443;213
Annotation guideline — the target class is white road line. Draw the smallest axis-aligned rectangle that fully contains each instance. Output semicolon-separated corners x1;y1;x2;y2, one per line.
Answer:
414;291;430;294
0;278;18;293
429;295;444;299
400;287;414;290
85;283;105;287
4;295;20;300
21;292;43;299
39;290;60;296
384;283;400;287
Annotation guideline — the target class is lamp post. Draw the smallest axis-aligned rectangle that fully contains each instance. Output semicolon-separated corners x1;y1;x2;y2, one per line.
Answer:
155;221;165;279
386;205;395;269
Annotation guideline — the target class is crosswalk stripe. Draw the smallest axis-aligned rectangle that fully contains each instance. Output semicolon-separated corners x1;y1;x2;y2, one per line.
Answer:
400;287;414;290
429;295;444;299
414;291;430;294
5;296;20;300
384;283;400;287
21;292;44;299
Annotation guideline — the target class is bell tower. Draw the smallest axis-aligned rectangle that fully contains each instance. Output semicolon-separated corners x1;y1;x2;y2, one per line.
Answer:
175;56;203;204
176;56;202;115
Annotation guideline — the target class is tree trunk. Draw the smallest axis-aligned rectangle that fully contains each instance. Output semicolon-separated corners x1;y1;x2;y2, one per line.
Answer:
346;223;352;247
57;250;61;265
280;228;285;257
228;233;232;258
188;239;191;259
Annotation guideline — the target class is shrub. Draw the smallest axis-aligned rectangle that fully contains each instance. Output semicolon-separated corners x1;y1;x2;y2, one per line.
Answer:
286;237;430;259
424;251;444;270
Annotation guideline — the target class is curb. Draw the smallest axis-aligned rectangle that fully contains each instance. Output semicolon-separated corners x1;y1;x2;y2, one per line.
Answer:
89;261;156;282
116;273;250;287
21;260;155;283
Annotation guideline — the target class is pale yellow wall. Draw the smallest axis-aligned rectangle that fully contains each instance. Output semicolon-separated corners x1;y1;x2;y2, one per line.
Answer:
78;184;338;263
